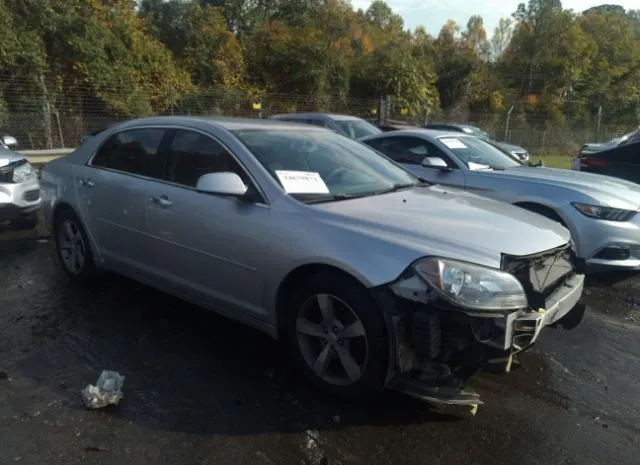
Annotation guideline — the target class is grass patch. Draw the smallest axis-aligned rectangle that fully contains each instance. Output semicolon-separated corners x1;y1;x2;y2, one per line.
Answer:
530;154;574;170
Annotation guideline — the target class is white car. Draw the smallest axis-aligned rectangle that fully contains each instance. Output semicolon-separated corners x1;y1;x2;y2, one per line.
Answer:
0;148;41;231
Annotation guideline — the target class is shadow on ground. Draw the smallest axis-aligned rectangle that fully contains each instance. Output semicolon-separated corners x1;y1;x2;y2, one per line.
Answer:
2;240;468;438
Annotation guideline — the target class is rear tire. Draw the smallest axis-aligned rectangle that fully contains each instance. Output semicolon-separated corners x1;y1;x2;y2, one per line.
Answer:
54;208;97;282
283;272;389;399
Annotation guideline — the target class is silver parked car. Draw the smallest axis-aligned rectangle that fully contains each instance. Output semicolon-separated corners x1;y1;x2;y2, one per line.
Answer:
40;117;585;404
0;147;41;231
423;123;530;162
361;129;640;271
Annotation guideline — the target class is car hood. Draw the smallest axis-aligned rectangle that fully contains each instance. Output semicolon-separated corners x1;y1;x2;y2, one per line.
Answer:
0;148;25;168
490;166;640;207
310;186;569;269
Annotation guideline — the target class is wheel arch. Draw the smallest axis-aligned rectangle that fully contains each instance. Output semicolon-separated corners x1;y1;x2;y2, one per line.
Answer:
513;201;567;226
51;201;102;262
274;263;374;339
52;201;76;227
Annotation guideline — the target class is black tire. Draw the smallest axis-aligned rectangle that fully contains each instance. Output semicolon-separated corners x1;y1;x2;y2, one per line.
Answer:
284;272;389;399
53;208;97;282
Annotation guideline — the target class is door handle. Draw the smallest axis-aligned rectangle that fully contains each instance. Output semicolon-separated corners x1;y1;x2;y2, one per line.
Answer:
79;178;94;187
150;195;172;207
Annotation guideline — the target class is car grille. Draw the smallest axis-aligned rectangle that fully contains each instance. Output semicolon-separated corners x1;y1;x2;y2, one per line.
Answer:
501;242;585;309
0;159;27;184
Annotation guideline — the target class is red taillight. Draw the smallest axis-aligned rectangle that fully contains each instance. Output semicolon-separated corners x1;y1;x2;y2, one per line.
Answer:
579;157;608;169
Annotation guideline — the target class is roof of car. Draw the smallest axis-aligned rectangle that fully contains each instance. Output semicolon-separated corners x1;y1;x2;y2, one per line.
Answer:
361;128;471;140
111;115;329;132
270;112;363;121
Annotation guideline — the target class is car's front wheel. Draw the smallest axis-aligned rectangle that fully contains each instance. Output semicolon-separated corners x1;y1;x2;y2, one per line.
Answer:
285;272;389;399
54;208;97;282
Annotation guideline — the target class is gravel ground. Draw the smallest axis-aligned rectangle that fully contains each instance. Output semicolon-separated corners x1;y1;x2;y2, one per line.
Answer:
1;233;639;465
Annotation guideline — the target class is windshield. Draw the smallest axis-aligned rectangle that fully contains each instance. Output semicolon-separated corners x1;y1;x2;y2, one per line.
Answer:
333;118;382;139
233;129;419;202
437;136;522;170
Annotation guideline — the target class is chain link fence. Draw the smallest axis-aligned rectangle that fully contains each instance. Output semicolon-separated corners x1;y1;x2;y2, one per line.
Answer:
0;80;635;154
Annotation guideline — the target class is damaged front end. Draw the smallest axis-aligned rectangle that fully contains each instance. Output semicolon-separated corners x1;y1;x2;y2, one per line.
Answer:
372;242;586;408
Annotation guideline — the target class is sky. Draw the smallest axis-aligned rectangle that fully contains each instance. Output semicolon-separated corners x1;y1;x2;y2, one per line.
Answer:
351;1;638;36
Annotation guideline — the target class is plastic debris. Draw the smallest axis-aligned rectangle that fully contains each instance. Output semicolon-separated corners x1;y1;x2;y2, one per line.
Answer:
81;370;125;409
85;446;107;452
469;404;479;416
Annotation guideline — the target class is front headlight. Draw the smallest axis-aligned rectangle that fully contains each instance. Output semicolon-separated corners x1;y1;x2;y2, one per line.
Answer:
415;258;527;311
12;162;35;183
572;202;636;222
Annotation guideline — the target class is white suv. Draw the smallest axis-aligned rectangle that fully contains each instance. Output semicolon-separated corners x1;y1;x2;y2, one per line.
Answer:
0;147;41;231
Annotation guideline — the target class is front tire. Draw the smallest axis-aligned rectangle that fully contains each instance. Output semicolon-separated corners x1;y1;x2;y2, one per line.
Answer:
54;208;97;282
284;272;389;399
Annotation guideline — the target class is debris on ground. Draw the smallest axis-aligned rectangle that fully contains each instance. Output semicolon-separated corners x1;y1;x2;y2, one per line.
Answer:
81;370;125;410
37;238;48;244
85;446;107;452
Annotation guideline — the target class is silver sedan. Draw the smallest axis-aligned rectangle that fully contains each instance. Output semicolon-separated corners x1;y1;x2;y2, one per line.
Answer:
40;117;585;404
361;129;640;271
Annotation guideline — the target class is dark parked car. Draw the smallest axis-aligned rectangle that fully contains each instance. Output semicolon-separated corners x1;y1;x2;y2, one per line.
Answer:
573;141;640;184
423;123;530;162
269;113;382;140
377;122;419;132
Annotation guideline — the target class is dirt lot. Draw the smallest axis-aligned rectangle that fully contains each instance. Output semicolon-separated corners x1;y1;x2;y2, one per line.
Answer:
1;231;640;465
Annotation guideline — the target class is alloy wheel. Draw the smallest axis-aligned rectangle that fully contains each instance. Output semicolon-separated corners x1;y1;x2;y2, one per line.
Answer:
295;293;369;386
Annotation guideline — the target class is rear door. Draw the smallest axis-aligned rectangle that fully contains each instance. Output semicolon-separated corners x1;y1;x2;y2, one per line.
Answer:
144;128;271;320
364;136;466;187
75;127;169;273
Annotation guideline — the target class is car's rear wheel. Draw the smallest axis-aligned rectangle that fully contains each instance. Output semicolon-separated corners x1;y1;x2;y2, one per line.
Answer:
54;208;97;282
285;272;389;399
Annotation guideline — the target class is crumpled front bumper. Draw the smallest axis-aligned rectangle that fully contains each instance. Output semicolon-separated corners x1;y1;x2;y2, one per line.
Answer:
492;272;585;353
383;272;586;407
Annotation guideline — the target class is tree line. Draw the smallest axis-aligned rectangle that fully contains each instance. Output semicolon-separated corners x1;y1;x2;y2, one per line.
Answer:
0;0;639;145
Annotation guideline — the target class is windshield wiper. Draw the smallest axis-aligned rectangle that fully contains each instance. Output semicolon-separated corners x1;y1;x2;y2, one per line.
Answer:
303;193;364;204
373;183;421;195
304;181;426;204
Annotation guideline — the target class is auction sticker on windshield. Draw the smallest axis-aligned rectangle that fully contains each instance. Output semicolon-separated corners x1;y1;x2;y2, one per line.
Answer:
440;138;468;149
275;170;330;194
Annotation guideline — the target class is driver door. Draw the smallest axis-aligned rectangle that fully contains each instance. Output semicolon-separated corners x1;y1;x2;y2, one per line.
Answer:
145;129;271;321
365;136;466;187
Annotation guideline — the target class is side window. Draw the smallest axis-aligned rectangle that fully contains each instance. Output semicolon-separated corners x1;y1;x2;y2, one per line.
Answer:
366;137;457;167
91;128;166;178
165;130;251;188
306;119;327;127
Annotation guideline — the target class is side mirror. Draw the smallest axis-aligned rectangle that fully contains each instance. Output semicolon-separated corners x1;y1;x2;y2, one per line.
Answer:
2;135;17;147
421;156;450;169
196;172;248;197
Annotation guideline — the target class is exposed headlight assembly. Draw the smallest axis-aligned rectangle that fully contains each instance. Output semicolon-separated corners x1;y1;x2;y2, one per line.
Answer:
572;202;636;222
12;162;35;183
415;258;528;311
